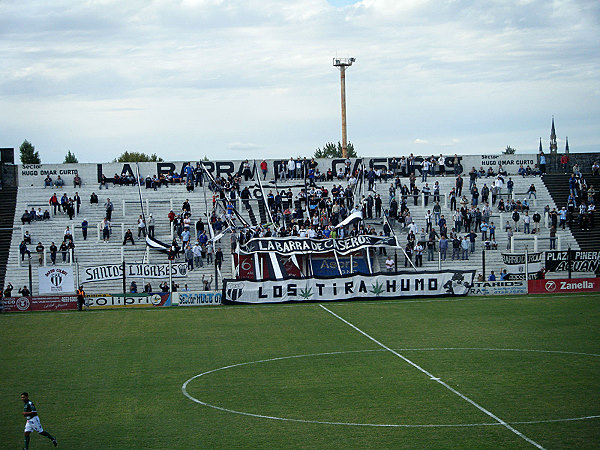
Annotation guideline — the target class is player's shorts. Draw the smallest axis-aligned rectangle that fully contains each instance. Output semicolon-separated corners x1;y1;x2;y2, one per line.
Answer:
24;416;43;433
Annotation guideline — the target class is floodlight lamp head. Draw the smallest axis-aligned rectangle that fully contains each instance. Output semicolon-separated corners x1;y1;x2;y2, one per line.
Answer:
333;57;356;68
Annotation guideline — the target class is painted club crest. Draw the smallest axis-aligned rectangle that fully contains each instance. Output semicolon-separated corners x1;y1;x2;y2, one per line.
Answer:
17;297;30;311
50;272;63;287
226;283;244;301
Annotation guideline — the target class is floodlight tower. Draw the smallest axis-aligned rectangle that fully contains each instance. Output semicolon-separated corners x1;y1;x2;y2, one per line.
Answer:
333;57;355;159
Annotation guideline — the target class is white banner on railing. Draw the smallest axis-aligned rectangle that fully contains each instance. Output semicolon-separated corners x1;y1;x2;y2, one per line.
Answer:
38;267;75;294
223;270;475;304
175;291;222;306
469;280;527;296
82;263;188;282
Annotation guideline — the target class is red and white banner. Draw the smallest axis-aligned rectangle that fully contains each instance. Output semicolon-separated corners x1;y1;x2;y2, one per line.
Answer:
1;295;78;312
528;278;600;294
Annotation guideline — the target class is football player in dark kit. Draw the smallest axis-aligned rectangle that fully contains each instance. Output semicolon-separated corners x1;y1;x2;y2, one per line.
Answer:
21;392;58;448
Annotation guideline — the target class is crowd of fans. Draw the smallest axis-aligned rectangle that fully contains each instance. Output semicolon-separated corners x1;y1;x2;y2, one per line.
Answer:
8;154;598;296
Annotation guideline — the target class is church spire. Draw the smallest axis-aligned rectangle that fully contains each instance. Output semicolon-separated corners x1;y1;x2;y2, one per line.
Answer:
539;137;543;153
549;116;558;154
565;136;569;154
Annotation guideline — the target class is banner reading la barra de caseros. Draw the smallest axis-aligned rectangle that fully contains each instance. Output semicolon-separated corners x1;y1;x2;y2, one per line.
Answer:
222;270;475;304
38;267;75;294
83;263;188;282
240;235;397;256
545;250;600;273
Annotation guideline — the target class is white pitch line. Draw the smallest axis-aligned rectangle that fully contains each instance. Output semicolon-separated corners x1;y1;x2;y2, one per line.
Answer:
319;304;546;450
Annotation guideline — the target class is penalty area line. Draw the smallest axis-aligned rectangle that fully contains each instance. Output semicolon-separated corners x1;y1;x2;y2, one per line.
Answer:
319;304;546;450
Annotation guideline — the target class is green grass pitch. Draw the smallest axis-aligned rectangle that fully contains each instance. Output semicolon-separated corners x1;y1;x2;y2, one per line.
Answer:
1;293;599;448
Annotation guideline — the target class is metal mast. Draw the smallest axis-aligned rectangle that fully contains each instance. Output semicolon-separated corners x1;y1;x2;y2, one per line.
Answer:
333;57;355;159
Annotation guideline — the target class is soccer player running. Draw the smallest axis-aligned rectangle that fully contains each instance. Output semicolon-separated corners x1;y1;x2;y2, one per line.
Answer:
21;392;57;448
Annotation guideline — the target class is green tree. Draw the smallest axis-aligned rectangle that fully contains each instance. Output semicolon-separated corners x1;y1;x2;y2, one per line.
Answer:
113;151;163;162
503;146;516;155
314;141;357;159
19;140;41;164
64;150;78;163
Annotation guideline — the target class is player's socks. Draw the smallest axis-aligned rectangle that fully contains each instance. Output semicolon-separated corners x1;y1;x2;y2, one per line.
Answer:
40;430;55;441
24;434;30;449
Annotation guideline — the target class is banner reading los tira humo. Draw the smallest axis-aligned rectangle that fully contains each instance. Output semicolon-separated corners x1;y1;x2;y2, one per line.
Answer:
83;263;188;282
38;267;75;294
222;270;475;304
240;235;397;256
501;252;543;279
545;250;600;273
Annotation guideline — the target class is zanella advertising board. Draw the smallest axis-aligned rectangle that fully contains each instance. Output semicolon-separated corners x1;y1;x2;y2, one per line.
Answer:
223;270;475;304
528;278;600;294
1;295;78;312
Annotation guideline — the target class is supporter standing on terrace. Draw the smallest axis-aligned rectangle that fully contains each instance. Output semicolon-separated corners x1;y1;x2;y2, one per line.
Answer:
461;236;470;260
49;193;59;215
260;160;268;180
137;215;146;238
147;213;155;238
19;241;31;261
59;241;68;262
539;151;546;175
215;247;223;271
560;153;569;174
104;198;113;221
414;242;423;267
101;218;111;242
74;192;81;214
34;242;44;265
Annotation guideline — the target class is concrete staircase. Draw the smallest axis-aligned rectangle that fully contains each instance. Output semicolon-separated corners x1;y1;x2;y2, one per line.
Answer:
542;173;600;251
5;183;233;295
0;186;18;289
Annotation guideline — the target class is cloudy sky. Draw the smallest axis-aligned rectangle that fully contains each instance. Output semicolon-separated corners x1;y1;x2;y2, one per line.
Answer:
1;0;598;163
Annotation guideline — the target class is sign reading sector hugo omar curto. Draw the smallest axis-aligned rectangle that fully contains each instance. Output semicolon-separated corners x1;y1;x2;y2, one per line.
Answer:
175;291;222;306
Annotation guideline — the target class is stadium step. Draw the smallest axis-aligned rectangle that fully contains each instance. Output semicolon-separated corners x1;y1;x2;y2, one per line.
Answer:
0;186;18;288
542;173;600;251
